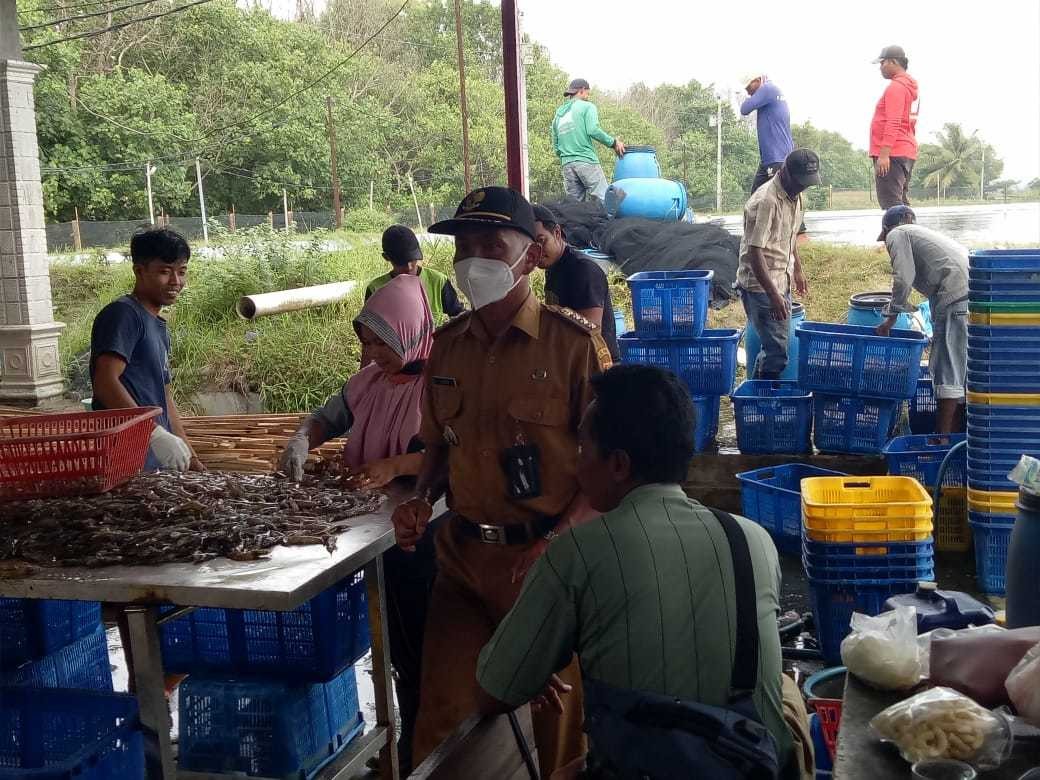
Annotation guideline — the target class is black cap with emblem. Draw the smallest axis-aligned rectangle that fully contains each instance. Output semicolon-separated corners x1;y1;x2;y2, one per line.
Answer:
429;186;538;241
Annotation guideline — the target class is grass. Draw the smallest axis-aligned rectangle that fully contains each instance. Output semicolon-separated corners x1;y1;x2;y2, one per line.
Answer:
53;231;902;414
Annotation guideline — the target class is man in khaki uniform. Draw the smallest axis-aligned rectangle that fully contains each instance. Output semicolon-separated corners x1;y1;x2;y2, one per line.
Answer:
391;186;611;775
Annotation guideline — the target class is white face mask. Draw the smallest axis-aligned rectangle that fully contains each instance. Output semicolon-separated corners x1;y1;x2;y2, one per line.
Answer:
454;244;530;310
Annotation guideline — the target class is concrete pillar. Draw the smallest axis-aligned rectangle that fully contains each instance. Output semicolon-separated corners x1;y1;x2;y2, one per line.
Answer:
0;20;65;400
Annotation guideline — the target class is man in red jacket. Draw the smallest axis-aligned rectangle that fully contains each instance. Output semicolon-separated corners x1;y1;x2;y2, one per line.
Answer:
870;45;919;208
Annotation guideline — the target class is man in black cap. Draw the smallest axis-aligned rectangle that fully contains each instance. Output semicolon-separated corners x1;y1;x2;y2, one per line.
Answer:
552;78;625;202
391;185;612;775
870;45;919;208
736;148;818;379
365;224;464;322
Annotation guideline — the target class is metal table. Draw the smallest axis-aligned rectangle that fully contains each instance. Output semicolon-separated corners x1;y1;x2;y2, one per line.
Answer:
0;485;412;780
835;675;1040;779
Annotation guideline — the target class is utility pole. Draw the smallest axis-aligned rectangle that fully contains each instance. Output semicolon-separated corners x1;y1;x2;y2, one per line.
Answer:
980;145;986;201
283;189;291;232
326;96;342;229
453;0;472;193
408;174;424;232
715;95;723;212
194;157;208;243
369;181;374;211
145;162;156;225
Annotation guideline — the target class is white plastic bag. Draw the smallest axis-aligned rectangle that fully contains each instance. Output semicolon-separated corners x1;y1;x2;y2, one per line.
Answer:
870;687;1012;769
1006;640;1040;725
841;606;922;690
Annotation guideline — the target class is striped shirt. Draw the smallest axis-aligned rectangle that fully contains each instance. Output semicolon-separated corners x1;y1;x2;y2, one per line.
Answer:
476;483;791;758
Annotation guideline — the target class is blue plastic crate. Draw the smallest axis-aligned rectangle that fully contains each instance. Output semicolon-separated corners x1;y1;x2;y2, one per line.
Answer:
0;625;112;692
908;378;937;434
969;249;1040;270
803;539;935;568
0;599;101;671
812;395;902;455
626;270;713;339
618;329;741;396
795;322;927;399
809;579;920;664
0;687;143;779
882;433;966;487
969;512;1016;595
178;664;364;780
731;381;813;454
161;571;369;682
691;396;721;452
736;464;847;555
805;561;935;584
967;363;1040;394
968;325;1040;348
967;404;1040;429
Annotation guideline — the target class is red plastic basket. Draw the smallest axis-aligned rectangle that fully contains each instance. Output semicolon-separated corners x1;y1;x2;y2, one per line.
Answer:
0;407;161;500
808;697;842;762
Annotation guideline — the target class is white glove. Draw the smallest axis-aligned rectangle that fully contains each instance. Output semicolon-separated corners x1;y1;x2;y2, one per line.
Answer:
149;426;192;471
279;432;310;481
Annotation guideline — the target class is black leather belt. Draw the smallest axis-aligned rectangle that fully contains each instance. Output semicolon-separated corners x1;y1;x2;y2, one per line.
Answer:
456;513;558;545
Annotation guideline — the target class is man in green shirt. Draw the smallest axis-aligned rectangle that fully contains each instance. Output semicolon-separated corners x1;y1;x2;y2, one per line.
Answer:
365;224;464;322
552;78;625;202
476;364;792;773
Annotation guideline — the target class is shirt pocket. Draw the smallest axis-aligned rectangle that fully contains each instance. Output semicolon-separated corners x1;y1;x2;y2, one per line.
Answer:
431;384;463;423
507;396;569;428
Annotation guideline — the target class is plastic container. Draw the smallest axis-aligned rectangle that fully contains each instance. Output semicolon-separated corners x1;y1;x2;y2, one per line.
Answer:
178;663;364;780
743;301;805;380
966;391;1040;406
883;433;967;487
812;394;902;454
607;177;688;221
801;476;933;543
967;324;1040;349
618;328;741;396
809;578;921;664
933;487;971;553
730;380;813;454
909;378;937;434
796;322;927;399
847;292;919;332
969;311;1040;326
0;408;161;500
0;687;144;779
967;487;1018;514
969;512;1015;595
969;248;1040;267
0;624;112;691
1007;488;1040;628
0;599;102;671
625;270;714;339
691;396;721;452
737;464;847;554
803;539;935;581
803;666;846;763
612;307;626;338
161;571;369;682
883;582;995;633
612;146;661;180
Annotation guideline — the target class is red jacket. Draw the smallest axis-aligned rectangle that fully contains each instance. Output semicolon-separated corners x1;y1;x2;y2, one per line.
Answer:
870;72;919;159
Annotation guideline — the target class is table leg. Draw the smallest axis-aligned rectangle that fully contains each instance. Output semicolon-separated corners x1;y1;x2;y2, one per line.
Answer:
125;606;176;780
365;555;400;780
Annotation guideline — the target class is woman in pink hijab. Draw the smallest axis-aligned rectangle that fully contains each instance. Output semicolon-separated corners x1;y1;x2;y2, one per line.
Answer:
278;273;434;486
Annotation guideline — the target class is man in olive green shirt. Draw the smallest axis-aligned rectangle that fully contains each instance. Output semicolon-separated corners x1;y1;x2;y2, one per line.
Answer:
552;78;625;202
365;224;464;322
477;364;792;769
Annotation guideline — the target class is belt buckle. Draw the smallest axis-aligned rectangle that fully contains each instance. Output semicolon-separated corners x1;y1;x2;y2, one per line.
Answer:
477;523;507;545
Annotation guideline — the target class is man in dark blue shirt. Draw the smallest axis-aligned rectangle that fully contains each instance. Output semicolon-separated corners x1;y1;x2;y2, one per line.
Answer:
90;228;201;471
740;74;796;192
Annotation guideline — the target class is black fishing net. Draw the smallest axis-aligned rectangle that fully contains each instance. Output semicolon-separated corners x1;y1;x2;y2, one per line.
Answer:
541;200;740;304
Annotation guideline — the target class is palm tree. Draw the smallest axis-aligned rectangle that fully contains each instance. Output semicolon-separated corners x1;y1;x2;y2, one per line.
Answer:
916;123;982;201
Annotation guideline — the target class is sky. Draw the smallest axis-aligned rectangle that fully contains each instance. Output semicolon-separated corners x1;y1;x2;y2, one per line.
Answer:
518;0;1040;182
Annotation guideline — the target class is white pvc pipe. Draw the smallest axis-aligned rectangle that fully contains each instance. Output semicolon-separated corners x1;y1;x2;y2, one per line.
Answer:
237;280;358;320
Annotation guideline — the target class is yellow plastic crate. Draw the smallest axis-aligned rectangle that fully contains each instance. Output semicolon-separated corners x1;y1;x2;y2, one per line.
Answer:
936;486;971;553
802;516;933;544
967;487;1018;514
969;311;1040;326
966;391;1040;407
801;476;933;522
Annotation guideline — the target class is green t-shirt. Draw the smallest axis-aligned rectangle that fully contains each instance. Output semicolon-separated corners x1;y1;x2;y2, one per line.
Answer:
551;98;615;165
477;483;792;760
364;266;461;324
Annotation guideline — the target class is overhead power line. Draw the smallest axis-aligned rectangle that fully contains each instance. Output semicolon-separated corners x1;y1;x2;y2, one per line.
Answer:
21;0;163;31
20;0;131;15
23;0;218;50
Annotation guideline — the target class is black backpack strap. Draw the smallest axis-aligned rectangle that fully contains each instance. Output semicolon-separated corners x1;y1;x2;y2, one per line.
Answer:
708;507;760;696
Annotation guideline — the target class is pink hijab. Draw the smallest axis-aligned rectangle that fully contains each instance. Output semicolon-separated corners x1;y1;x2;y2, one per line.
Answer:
342;274;434;468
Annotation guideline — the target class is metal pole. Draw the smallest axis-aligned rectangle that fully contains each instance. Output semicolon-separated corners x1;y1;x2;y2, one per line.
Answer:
283;189;290;232
980;145;985;201
716;95;723;212
145;162;156;225
500;0;525;193
453;0;472;193
326;96;342;229
194;157;208;242
369;181;374;211
408;174;424;232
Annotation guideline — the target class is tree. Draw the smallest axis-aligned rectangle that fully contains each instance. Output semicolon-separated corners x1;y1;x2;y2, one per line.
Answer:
912;123;1003;199
791;122;872;191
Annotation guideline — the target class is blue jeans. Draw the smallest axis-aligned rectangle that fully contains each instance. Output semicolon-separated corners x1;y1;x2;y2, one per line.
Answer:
742;289;791;379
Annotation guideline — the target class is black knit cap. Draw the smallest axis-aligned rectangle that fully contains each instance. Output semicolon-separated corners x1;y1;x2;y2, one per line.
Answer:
381;224;422;265
429;186;537;242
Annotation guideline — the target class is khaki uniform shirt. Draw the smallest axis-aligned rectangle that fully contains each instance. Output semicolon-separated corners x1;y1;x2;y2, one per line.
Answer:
737;175;803;295
421;291;612;526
